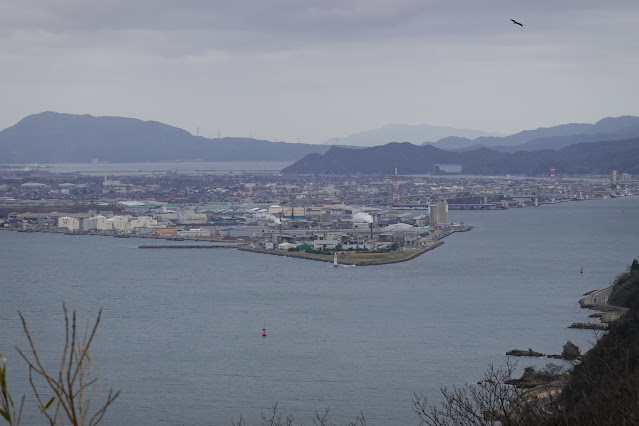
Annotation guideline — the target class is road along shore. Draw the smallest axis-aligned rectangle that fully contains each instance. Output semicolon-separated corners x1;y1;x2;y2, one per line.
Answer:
572;287;629;329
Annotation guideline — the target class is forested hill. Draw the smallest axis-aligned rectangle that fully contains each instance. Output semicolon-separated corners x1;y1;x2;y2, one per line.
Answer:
0;112;334;163
561;260;639;424
281;138;639;175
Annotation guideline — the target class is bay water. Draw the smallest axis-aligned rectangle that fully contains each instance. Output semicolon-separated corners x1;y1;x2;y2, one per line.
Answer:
11;161;292;176
1;196;637;425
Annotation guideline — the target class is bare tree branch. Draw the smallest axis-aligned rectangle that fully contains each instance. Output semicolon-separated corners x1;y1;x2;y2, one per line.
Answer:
15;306;119;426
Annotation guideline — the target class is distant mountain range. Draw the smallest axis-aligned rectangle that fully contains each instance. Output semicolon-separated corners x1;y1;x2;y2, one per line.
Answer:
429;116;639;152
2;112;638;175
0;112;334;163
282;138;639;175
323;123;502;147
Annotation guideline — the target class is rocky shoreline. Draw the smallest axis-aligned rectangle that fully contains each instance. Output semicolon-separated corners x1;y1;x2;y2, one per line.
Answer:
506;342;580;361
577;287;629;324
506;286;628;359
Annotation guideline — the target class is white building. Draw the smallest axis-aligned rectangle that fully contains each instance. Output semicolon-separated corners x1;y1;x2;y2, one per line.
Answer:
58;217;80;231
82;216;99;231
428;202;449;224
177;228;211;237
277;242;297;250
268;205;283;215
131;216;157;228
313;232;342;250
96;216;114;231
111;215;133;232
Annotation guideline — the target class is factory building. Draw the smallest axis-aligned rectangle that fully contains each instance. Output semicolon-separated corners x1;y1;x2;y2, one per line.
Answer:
312;231;342;250
177;208;207;224
320;209;332;224
82;216;99;231
82;215;114;231
96;216;114;231
267;205;283;215
131;216;157;228
110;215;133;232
283;207;306;219
156;228;177;237
177;228;211;237
429;202;449;224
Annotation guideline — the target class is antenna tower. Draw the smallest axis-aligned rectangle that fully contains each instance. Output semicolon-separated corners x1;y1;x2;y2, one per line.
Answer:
550;166;556;185
392;162;400;205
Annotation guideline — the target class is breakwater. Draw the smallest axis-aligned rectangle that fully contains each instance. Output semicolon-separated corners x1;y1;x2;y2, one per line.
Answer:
579;287;628;323
238;241;444;266
138;244;240;249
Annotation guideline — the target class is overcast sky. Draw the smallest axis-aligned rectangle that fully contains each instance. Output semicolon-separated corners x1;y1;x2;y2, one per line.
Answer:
2;1;638;143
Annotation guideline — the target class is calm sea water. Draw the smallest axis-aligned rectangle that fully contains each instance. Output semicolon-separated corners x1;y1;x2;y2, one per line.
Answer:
6;161;293;176
1;197;637;425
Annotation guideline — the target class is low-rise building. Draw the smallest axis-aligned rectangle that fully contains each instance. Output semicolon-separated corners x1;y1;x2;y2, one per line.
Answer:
177;228;211;237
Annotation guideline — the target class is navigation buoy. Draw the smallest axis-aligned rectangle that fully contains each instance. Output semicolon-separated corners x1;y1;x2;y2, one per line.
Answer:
580;267;583;274
262;328;266;337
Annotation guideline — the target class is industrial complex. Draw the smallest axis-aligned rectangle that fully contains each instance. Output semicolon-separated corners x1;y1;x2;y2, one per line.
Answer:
1;164;637;263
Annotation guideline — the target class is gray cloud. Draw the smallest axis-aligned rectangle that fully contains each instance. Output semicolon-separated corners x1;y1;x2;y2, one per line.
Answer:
1;1;639;143
5;1;635;52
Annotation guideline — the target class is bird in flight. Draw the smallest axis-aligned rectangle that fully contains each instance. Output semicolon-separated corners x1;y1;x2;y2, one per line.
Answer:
511;19;523;27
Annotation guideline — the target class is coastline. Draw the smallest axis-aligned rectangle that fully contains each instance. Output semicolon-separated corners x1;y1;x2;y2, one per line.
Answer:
237;240;445;266
3;224;471;266
576;286;629;324
507;285;628;358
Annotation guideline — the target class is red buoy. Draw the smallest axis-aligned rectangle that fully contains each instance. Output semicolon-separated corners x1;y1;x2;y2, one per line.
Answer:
580;267;583;274
262;328;266;337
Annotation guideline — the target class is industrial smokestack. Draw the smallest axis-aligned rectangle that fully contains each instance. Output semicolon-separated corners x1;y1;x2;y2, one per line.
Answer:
370;222;373;240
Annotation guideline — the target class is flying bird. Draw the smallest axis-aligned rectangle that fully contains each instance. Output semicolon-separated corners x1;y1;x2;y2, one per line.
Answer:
511;19;523;27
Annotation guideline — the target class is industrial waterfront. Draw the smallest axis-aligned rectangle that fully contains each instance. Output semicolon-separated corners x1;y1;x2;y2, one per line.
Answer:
2;163;637;268
1;195;637;424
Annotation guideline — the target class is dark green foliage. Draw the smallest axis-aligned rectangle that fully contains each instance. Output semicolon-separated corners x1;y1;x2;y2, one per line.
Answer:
609;263;639;309
561;341;580;360
556;264;639;425
505;365;567;389
556;312;639;425
302;248;330;255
